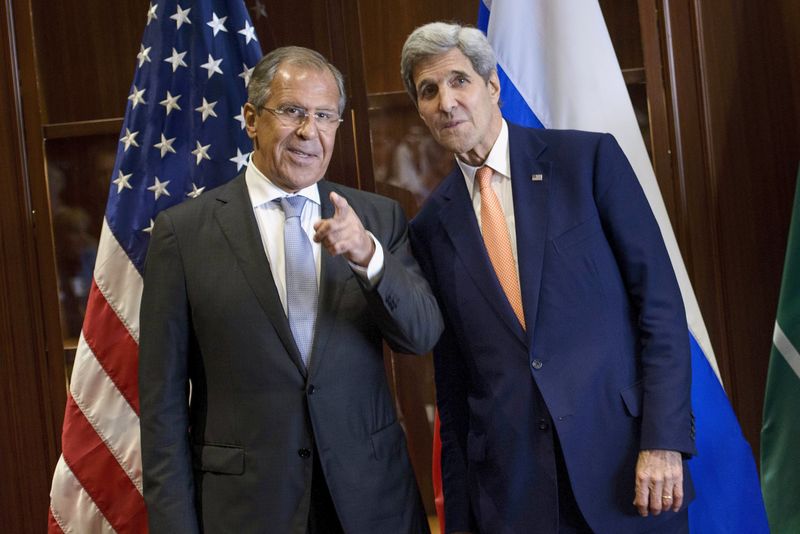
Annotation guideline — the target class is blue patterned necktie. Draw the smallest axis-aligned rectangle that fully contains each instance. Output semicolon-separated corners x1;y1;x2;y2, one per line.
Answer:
278;196;318;366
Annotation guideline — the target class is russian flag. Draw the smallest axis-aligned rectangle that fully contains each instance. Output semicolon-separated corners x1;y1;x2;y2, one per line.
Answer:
466;1;769;532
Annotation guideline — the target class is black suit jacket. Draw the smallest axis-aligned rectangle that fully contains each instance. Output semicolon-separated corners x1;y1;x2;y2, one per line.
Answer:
139;174;442;533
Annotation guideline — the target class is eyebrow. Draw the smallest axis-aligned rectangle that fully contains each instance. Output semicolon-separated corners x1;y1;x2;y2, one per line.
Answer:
275;101;338;112
450;70;472;79
416;69;472;90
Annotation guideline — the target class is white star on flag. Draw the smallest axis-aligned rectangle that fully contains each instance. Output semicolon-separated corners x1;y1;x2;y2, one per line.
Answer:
207;12;228;35
200;54;224;79
229;148;249;171
137;45;152;67
238;20;258;44
170;5;191;29
146;3;158;25
119;128;140;151
160;91;182;115
147;177;171;200
154;133;177;158
234;106;246;129
191;141;212;165
143;218;156;234
195;98;218;121
112;170;133;193
128;85;146;108
239;64;254;87
187;183;206;198
164;47;188;72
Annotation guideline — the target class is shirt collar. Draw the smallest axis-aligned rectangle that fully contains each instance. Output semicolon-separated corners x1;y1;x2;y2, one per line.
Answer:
245;157;321;208
457;119;511;197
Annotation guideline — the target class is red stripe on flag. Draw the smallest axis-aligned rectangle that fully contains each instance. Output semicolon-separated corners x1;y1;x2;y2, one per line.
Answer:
432;410;445;534
61;394;147;533
47;508;65;533
82;281;141;414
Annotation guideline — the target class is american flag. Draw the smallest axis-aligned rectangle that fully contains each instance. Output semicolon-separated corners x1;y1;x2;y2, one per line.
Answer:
47;1;262;531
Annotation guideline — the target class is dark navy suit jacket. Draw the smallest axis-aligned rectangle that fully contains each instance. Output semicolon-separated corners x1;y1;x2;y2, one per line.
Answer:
410;123;695;534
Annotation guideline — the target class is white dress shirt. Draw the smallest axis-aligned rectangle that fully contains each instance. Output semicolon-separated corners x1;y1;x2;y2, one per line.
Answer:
456;119;519;269
245;160;384;314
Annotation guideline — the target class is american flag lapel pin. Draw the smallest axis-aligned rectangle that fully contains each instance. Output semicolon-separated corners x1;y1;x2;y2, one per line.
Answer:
531;173;543;182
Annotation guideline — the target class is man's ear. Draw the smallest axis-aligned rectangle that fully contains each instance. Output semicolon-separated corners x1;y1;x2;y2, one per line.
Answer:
243;102;258;139
488;71;501;102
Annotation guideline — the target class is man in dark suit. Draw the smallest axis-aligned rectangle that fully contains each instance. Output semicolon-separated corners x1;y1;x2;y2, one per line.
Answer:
139;46;442;534
402;23;695;533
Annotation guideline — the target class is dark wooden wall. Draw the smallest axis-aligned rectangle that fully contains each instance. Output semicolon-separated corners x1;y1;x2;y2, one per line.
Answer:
661;0;800;451
1;0;64;530
697;0;800;450
1;0;799;531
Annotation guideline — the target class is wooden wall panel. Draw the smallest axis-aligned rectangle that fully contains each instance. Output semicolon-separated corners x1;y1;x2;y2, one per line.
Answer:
661;0;732;385
357;0;478;94
1;0;65;531
691;0;800;454
663;0;800;455
32;0;148;124
600;0;645;71
258;0;333;53
638;0;678;225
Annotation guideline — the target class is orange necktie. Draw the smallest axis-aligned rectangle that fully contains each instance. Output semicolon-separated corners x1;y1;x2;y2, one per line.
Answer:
476;165;526;329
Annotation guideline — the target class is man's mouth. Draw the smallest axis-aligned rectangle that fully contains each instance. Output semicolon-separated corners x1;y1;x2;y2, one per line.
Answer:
287;147;318;159
441;119;465;130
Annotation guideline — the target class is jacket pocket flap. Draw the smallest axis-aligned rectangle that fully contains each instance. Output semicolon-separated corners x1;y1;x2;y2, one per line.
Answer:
620;381;643;418
193;443;245;475
370;420;403;460
553;215;603;253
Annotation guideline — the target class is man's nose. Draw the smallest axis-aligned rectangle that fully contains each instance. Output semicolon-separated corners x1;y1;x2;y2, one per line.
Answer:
437;86;457;113
295;116;319;139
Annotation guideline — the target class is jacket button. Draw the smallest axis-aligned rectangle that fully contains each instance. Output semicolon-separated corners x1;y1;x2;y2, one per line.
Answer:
538;419;549;431
308;385;316;395
531;359;543;370
298;448;311;459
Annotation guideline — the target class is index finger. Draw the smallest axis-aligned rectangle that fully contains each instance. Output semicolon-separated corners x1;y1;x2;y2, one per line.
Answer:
330;191;350;219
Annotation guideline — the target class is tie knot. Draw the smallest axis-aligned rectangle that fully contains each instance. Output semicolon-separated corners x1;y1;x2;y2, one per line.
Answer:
279;195;307;219
476;166;494;191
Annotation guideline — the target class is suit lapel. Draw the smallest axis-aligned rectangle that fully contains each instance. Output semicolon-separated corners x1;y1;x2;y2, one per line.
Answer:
438;167;527;346
508;124;551;350
307;180;352;377
213;175;307;377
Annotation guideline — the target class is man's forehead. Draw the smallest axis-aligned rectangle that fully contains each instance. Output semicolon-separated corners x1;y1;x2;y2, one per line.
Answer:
274;63;333;82
413;49;476;85
267;65;339;104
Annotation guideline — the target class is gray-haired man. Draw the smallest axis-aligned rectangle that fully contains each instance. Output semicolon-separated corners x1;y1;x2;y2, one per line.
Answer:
139;45;441;534
404;22;694;534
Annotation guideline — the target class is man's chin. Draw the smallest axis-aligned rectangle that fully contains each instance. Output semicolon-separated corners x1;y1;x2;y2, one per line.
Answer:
437;138;470;156
434;130;472;154
435;134;462;154
272;168;324;192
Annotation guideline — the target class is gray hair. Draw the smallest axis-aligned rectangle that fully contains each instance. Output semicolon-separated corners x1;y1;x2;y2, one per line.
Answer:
400;22;497;103
247;46;347;114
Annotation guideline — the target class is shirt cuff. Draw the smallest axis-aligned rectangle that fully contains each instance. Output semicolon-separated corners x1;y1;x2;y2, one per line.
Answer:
349;232;384;287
